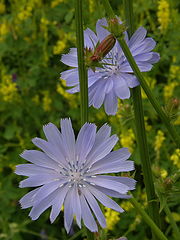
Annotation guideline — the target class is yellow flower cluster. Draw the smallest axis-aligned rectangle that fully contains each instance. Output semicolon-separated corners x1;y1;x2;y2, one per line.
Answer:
0;21;9;41
170;149;180;168
53;40;66;55
120;129;135;153
104;207;120;231
32;95;40;105
164;81;178;100
174;116;180;125
0;1;5;14
17;7;32;21
57;80;78;108
51;0;64;8
154;130;165;152
160;168;168;179
165;212;180;223
169;65;180;80
144;116;152;132
89;0;95;13
121;201;133;212
42;90;52;112
0;74;18;102
157;0;170;32
16;0;42;21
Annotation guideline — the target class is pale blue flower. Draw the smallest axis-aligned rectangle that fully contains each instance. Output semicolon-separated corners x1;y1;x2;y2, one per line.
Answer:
16;118;135;233
61;18;160;115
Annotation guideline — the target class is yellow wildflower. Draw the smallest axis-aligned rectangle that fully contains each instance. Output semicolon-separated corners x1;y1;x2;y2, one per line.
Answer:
160;169;168;179
104;207;120;231
154;130;165;153
121;201;133;212
0;21;9;41
0;74;18;102
57;81;78;108
17;7;32;21
0;2;5;14
165;212;180;223
169;65;180;80
89;0;95;13
164;82;178;100
42;91;52;112
32;95;40;105
53;40;66;55
157;0;170;32
174;115;180;125
144;116;152;132
170;149;180;168
51;0;64;8
120;129;135;153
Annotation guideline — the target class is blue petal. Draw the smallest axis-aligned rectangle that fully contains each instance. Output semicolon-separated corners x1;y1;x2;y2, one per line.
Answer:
61;69;79;87
128;27;147;48
61;48;78;67
120;73;139;88
96;18;109;41
29;188;60;220
20;150;58;169
50;184;69;223
80;194;98;232
60;118;76;161
20;188;40;209
84;28;98;48
76;123;97;164
86;176;129;194
88;185;124;212
104;89;118;115
82;188;106;228
86;134;118;164
131;38;156;56
113;74;131;99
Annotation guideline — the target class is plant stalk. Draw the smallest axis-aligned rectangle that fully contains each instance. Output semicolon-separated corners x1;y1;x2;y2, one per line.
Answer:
123;0;161;229
75;0;89;125
130;197;168;240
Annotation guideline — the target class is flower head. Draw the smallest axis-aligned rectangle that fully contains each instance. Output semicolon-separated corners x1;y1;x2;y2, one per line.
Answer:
60;18;160;115
16;118;135;233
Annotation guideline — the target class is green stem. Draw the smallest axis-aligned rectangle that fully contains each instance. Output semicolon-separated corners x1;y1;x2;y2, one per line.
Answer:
164;202;180;240
86;228;96;240
130;197;168;240
101;0;180;148
123;0;161;230
75;0;89;125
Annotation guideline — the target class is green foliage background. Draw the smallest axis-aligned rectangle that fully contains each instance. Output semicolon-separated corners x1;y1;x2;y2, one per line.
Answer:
0;0;179;239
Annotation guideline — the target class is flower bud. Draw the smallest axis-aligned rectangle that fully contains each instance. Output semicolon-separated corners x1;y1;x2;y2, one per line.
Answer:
91;34;116;62
108;17;127;39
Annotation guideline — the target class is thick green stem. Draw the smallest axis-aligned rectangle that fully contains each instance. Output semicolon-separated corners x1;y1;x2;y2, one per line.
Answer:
75;2;93;240
101;0;180;148
164;202;180;240
130;197;168;240
75;0;89;125
123;0;161;230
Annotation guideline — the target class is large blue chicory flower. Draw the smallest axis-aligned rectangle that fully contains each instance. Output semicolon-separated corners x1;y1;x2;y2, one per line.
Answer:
16;118;136;233
60;18;160;115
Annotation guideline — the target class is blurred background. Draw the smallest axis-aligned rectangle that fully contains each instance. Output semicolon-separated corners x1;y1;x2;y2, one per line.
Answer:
0;0;179;239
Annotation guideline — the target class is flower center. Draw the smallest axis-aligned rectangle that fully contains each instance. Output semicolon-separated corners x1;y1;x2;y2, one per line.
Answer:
71;171;81;182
